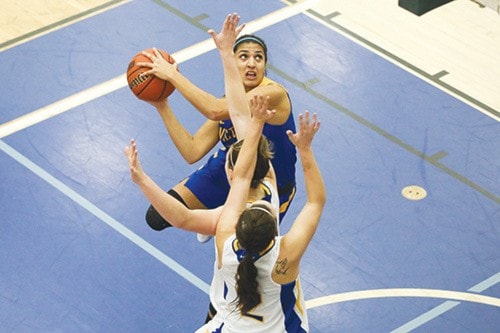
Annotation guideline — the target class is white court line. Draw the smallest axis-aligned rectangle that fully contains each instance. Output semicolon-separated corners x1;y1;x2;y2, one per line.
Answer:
305;273;500;331
0;0;322;293
305;287;500;310
0;139;210;294
390;272;500;332
0;0;324;139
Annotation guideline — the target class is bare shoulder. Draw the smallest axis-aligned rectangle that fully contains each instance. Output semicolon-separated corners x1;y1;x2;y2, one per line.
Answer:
249;84;290;125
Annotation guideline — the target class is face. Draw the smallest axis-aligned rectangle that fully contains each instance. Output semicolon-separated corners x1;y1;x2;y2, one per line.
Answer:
234;42;266;92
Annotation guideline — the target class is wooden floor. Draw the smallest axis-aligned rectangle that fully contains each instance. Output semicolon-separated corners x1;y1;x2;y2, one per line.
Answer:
308;0;500;119
0;0;127;48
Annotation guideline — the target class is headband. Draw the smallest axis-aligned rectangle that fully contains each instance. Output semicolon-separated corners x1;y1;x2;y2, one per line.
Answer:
250;205;274;218
233;36;267;52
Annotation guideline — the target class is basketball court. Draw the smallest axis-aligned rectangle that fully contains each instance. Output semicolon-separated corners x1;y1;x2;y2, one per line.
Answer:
0;0;498;331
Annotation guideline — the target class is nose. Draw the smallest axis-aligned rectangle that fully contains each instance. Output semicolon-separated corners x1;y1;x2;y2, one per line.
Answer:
247;56;256;68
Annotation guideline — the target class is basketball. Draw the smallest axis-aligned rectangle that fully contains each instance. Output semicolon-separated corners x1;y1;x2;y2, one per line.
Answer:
127;48;176;101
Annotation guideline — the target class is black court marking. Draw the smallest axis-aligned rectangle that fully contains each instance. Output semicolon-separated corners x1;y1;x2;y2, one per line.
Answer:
433;70;449;80
282;0;500;119
153;0;210;31
267;63;500;204
428;150;449;162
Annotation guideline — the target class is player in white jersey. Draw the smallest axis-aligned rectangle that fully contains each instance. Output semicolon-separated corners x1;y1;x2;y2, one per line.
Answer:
206;142;280;326
198;15;325;332
196;105;324;333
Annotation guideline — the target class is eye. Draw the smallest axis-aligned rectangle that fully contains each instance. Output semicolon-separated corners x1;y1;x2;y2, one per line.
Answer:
239;54;248;60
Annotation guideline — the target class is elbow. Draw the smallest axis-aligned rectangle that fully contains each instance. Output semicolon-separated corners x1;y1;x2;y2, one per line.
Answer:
204;100;229;121
316;197;327;209
182;153;202;165
316;189;327;208
205;109;227;121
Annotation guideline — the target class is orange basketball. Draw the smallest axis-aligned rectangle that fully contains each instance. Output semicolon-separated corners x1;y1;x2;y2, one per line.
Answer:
127;48;176;101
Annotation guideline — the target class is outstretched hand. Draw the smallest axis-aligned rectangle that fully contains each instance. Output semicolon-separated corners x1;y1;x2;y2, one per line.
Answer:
208;13;245;54
286;111;320;149
125;139;146;185
250;94;275;123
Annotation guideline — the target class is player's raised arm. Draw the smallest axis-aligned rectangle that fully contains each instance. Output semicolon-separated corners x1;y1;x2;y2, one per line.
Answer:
276;111;325;282
209;13;249;139
125;139;219;235
216;95;275;245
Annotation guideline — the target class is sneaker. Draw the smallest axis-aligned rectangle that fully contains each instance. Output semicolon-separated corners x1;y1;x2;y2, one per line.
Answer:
197;233;213;243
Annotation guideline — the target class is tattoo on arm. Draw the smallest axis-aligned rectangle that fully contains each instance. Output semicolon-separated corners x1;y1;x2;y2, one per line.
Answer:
275;258;289;275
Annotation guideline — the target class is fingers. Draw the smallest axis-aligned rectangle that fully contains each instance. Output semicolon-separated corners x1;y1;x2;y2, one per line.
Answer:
299;111;320;132
226;13;240;29
207;29;216;40
126;139;137;157
209;13;245;40
252;94;269;109
139;47;164;66
250;94;272;119
235;23;245;36
287;111;321;147
227;13;245;37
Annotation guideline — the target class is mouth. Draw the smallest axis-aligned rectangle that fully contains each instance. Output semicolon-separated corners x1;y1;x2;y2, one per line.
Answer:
245;71;257;80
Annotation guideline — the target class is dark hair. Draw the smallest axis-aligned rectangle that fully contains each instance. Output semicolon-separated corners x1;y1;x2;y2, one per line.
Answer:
234;203;277;313
228;135;273;188
233;34;268;63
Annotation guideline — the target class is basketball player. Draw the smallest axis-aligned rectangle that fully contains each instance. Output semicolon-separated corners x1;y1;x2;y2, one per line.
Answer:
126;91;324;333
198;19;324;332
196;110;325;333
137;15;297;242
126;93;278;331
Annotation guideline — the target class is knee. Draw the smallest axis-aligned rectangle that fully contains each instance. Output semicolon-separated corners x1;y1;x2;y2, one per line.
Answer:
145;189;188;231
145;205;173;231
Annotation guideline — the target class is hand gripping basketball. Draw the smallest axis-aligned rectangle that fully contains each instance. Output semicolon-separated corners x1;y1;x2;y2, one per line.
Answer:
127;48;176;101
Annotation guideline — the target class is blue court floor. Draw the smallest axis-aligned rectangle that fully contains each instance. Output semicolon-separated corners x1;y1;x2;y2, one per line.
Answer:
0;1;498;332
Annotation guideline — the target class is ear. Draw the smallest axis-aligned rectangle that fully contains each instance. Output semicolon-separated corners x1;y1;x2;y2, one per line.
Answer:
227;168;234;182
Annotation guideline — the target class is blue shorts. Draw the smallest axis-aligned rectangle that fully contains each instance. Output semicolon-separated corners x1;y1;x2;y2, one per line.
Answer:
185;148;296;221
184;148;230;209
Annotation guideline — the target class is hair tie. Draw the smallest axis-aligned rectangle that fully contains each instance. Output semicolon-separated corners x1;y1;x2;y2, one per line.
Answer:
236;248;260;262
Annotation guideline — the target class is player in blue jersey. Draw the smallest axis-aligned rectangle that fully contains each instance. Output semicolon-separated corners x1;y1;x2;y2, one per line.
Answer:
138;17;297;239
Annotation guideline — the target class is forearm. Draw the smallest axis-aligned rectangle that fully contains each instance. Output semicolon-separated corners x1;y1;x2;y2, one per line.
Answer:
169;70;229;121
156;103;214;164
135;175;191;229
220;50;249;139
233;118;264;180
299;147;326;206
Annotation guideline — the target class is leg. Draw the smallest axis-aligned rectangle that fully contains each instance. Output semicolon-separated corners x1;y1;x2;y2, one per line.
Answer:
145;189;187;230
204;302;217;324
145;179;207;231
